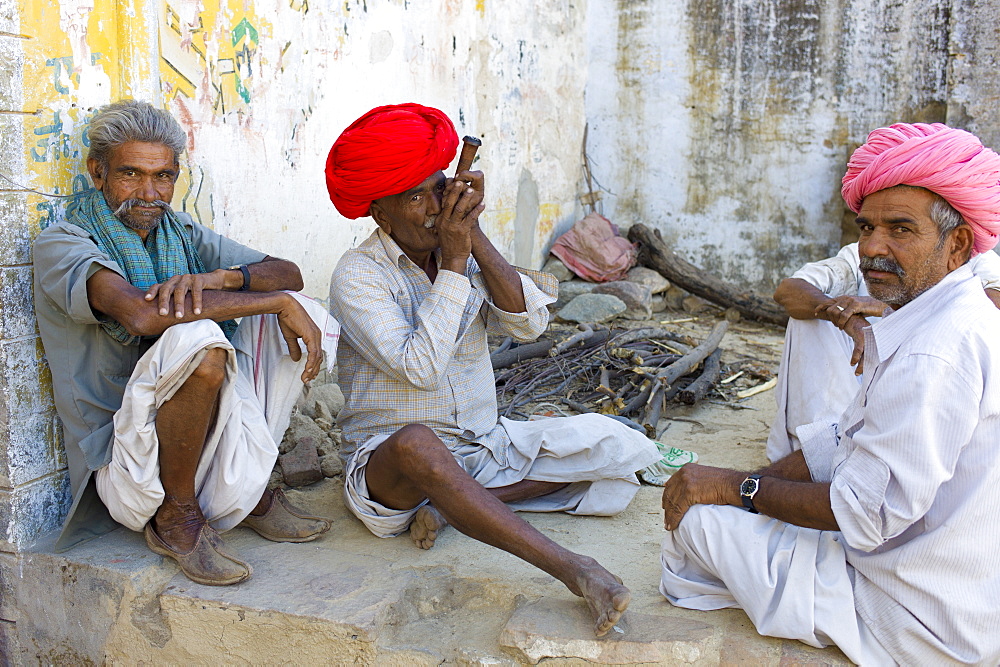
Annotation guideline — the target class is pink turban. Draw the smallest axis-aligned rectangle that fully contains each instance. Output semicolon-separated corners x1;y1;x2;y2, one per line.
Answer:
325;103;459;219
842;122;1000;254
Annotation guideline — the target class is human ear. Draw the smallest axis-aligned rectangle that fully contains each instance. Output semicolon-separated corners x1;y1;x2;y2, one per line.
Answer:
87;157;105;190
947;224;975;270
369;202;392;234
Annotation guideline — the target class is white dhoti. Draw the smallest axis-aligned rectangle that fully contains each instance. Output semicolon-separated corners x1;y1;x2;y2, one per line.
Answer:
766;317;865;462
96;294;339;533
660;505;893;665
344;413;661;538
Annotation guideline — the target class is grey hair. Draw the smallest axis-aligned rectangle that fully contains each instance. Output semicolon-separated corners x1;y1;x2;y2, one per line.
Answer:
87;100;186;177
929;195;966;241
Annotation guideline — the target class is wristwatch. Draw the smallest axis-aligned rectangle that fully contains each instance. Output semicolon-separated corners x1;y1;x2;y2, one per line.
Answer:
228;264;251;291
740;474;762;514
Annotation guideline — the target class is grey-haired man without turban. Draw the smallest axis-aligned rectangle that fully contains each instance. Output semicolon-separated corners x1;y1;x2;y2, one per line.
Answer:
33;100;338;586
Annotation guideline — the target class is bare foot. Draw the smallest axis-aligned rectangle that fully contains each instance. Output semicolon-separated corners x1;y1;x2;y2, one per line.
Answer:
410;505;448;549
577;564;631;637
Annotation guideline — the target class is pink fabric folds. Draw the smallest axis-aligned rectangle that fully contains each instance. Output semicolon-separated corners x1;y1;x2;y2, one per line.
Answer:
842;122;1000;254
549;213;637;282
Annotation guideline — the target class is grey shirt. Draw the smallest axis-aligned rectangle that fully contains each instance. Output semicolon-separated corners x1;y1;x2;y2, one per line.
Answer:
33;212;264;549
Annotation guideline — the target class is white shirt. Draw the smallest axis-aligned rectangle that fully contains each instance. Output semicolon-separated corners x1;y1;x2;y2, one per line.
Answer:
790;242;1000;297
805;265;1000;664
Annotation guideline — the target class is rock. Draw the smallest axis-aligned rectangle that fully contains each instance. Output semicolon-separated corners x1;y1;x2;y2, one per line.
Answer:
268;469;284;488
280;412;328;455
315;434;339;457
556;293;626;324
724;306;742;322
500;597;712;665
320;453;343;478
651;295;668;313
592;281;652;320
662;285;687;310
682;295;711;314
279;436;324;487
303;383;345;419
551;279;596;309
626;266;670;294
541;256;574;282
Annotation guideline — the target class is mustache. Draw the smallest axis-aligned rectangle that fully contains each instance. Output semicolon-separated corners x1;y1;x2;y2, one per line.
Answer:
114;198;173;217
859;255;904;277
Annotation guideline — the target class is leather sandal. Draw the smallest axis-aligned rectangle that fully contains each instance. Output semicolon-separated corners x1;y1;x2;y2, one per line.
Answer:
144;521;252;586
239;488;331;543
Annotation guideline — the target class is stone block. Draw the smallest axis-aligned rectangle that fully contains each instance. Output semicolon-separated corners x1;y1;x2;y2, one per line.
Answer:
0;37;24;111
0;618;21;664
0;114;24;182
0;552;16;620
0;266;35;339
0;0;18;34
499;597;713;664
0;471;70;551
592;280;653;320
0;337;53;419
279;436;323;487
541;256;574;282
626;266;670;294
556;293;626;324
551;279;595;309
0;409;60;488
0;193;31;266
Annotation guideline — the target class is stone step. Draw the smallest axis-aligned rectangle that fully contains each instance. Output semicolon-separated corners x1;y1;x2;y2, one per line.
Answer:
7;480;851;665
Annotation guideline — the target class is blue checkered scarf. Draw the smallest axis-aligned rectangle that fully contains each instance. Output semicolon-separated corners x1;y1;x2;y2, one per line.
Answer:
67;189;237;345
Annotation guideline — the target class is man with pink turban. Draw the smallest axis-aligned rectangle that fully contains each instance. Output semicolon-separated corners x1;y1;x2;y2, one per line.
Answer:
657;123;1000;664
325;104;663;637
768;124;1000;463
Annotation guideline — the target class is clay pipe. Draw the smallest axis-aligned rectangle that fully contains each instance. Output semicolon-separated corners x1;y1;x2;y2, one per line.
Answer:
455;135;482;181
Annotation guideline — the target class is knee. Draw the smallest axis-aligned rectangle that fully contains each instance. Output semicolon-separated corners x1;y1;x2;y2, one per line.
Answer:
187;347;228;391
383;424;443;459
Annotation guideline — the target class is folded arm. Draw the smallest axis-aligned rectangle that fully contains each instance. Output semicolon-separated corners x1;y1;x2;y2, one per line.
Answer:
87;265;321;382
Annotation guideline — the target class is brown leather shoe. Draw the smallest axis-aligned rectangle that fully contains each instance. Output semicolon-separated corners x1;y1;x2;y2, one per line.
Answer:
144;521;252;586
239;488;331;543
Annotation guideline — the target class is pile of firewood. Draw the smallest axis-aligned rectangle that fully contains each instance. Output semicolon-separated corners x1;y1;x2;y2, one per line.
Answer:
491;320;765;438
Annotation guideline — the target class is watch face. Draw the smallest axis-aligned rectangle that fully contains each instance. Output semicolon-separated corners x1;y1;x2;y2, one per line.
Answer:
740;478;758;497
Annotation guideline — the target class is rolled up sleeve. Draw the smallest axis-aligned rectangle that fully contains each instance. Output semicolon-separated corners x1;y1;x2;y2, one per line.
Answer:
830;353;978;552
475;267;557;341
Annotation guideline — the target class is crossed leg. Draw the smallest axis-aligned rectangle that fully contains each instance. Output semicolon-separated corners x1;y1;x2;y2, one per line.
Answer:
364;424;629;636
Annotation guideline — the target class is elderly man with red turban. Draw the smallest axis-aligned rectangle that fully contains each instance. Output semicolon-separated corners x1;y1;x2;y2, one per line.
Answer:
325;104;663;636
657;122;1000;663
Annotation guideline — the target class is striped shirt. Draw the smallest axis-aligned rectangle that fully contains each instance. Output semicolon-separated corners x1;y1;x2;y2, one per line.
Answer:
330;229;558;463
822;265;1000;664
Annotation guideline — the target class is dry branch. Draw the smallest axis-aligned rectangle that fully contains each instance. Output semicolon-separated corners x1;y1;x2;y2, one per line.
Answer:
657;320;729;387
678;348;722;405
627;223;788;326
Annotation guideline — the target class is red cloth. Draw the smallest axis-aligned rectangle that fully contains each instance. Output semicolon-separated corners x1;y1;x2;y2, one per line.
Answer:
549;213;637;282
325;104;459;219
842;123;1000;255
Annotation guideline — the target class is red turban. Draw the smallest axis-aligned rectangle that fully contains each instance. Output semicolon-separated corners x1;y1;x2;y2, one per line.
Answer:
325;103;459;219
842;122;1000;254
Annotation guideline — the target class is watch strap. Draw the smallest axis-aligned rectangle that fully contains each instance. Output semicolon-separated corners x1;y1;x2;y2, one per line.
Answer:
740;474;762;514
236;264;251;291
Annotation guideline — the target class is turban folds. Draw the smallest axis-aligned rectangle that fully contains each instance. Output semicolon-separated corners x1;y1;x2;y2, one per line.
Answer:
842;122;1000;254
325;103;459;219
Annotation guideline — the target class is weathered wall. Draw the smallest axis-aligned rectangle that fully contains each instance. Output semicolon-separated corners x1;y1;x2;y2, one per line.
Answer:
585;0;1000;288
0;0;589;559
